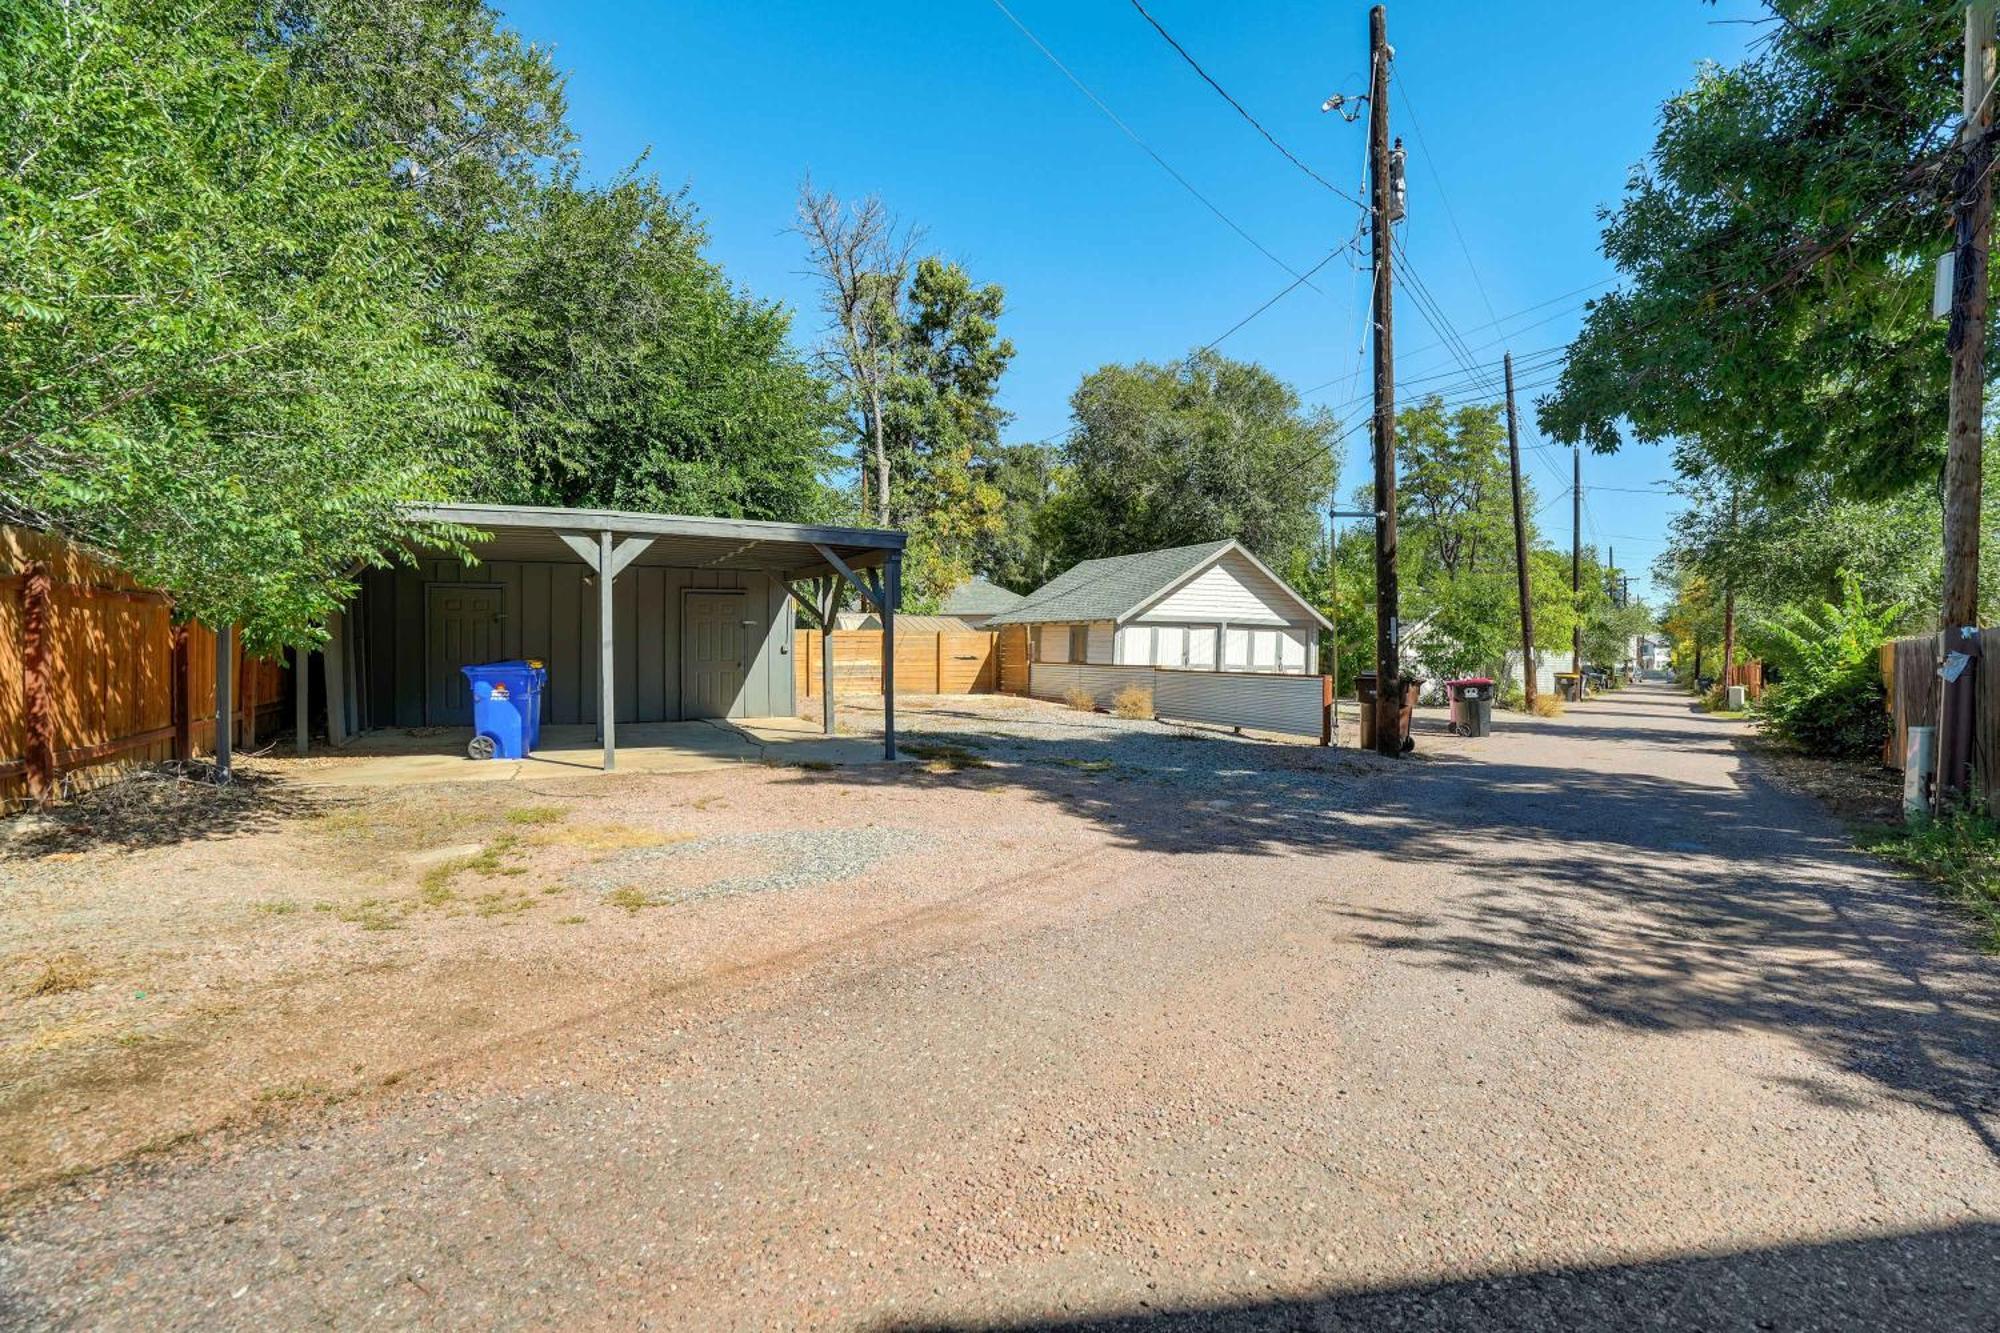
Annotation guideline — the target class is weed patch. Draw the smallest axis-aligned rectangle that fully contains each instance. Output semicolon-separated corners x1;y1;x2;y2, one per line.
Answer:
1530;695;1565;719
503;805;566;826
606;886;654;914
1063;686;1097;713
903;742;989;773
1861;809;2000;949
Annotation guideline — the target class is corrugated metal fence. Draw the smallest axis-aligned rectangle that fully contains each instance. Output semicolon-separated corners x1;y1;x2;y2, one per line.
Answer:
1029;662;1331;741
1;525;285;806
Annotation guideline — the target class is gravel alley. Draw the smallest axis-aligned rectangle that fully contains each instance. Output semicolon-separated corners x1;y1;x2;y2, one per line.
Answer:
3;681;1996;1330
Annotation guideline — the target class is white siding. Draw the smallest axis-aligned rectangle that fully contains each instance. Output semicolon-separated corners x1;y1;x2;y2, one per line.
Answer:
1135;550;1295;626
1086;621;1116;664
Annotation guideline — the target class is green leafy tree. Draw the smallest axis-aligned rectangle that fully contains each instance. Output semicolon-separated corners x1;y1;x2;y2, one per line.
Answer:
476;170;838;521
883;258;1015;606
1;0;487;649
1042;351;1339;573
970;441;1061;593
1539;1;1964;501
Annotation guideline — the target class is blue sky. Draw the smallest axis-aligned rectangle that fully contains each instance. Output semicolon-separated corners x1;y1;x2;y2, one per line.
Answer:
496;0;1767;602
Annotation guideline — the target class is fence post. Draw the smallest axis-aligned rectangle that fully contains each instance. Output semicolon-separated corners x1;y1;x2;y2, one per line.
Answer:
21;562;56;802
1321;674;1334;747
171;622;192;763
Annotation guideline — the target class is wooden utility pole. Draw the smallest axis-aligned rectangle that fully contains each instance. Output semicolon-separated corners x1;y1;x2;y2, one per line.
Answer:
1368;3;1401;757
1504;353;1537;710
1937;0;1994;805
1721;491;1738;694
1571;445;1582;684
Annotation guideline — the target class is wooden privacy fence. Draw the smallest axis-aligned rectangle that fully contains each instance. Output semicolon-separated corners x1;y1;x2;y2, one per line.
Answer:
1;526;285;806
1724;659;1765;700
1880;631;2000;812
794;628;997;699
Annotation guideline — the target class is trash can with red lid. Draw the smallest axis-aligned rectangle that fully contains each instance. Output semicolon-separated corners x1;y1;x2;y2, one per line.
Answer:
1444;677;1494;737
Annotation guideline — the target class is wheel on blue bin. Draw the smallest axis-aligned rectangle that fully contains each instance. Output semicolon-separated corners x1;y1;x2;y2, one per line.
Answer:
467;733;497;761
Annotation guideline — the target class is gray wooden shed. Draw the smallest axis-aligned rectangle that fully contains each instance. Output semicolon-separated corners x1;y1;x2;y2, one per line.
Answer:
318;503;906;767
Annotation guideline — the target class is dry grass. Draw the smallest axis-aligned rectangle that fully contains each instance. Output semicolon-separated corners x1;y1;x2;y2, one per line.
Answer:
529;823;681;852
1530;694;1565;719
1063;686;1097;713
21;952;97;998
1111;685;1154;720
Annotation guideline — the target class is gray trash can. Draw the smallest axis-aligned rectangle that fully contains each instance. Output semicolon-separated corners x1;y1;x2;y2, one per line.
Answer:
1445;678;1494;737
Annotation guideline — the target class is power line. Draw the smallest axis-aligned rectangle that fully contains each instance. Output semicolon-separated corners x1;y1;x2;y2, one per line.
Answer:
1393;67;1497;325
1201;243;1356;353
1127;0;1368;210
987;0;1332;297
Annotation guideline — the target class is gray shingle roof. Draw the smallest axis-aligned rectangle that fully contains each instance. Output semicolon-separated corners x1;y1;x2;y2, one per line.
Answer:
986;539;1237;626
939;575;1024;617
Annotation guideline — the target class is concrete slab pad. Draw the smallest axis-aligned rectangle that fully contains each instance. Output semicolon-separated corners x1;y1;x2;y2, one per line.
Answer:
262;719;899;789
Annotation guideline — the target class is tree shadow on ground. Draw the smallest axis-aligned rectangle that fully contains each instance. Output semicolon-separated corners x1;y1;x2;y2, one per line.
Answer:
819;700;2000;1160
0;762;323;856
885;1221;1999;1332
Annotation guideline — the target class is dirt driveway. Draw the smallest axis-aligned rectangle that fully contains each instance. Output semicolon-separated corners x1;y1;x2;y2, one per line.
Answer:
2;684;1996;1330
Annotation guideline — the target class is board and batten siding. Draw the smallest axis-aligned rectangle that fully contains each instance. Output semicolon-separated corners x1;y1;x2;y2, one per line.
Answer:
357;559;792;728
1133;550;1295;626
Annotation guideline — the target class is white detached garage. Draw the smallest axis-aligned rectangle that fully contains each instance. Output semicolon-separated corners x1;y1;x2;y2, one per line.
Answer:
989;539;1335;739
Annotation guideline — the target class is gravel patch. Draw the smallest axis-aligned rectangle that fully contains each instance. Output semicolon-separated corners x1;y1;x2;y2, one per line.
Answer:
573;827;936;906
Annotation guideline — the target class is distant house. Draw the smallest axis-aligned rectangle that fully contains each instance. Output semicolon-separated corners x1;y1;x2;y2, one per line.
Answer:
988;539;1330;674
939;575;1024;628
834;612;973;633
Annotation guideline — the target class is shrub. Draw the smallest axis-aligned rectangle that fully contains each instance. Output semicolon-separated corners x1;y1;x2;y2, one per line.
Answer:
1499;684;1526;712
1530;694;1564;719
1063;686;1097;713
1111;685;1154;720
1754;573;1900;759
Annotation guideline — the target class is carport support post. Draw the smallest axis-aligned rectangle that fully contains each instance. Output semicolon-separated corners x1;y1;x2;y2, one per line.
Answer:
214;624;233;782
882;552;900;761
600;529;616;772
294;642;309;757
820;580;836;737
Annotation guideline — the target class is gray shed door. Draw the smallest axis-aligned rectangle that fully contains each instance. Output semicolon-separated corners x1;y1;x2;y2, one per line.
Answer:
426;584;504;725
682;591;747;719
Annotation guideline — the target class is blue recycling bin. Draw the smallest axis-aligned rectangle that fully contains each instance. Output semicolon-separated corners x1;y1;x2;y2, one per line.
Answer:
461;661;544;760
497;658;546;748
